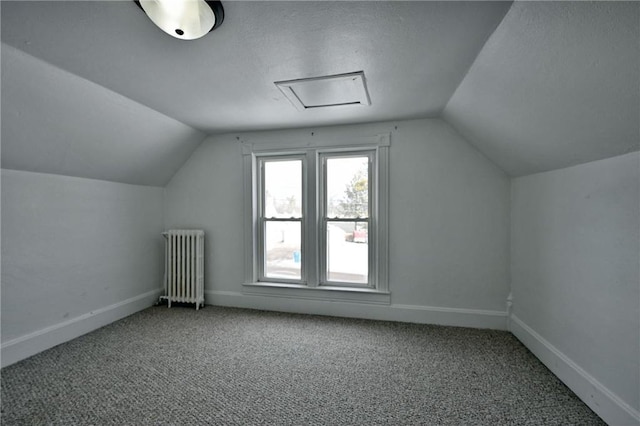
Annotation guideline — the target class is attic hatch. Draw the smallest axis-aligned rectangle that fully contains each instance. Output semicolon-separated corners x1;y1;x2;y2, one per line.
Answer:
275;71;371;111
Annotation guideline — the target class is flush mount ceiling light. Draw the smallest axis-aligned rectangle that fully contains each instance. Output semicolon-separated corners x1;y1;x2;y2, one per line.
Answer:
275;71;371;111
135;0;224;40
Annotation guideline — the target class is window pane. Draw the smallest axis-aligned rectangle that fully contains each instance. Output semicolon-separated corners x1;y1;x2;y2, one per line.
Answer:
326;156;369;219
265;221;301;280
264;160;302;218
326;221;368;284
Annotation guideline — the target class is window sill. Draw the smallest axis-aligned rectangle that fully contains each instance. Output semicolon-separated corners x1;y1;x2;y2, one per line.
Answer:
242;282;391;305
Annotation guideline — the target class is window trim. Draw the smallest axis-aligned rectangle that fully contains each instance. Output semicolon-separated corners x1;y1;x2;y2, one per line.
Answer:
242;133;390;301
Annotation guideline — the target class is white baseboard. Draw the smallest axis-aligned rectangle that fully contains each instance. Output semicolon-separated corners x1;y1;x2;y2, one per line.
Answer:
1;288;163;368
205;290;508;330
510;315;640;426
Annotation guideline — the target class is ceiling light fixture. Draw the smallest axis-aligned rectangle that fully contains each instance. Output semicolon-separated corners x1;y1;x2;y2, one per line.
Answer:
135;0;224;40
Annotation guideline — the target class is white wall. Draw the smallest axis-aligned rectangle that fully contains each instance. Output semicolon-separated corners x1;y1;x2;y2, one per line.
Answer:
510;152;640;425
164;118;511;328
1;169;164;366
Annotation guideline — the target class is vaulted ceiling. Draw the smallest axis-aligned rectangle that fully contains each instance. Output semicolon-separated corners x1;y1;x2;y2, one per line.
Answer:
444;1;639;177
2;1;638;185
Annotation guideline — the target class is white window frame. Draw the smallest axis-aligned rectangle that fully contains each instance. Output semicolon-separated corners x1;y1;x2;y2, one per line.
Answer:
318;149;376;289
242;133;390;303
257;154;306;285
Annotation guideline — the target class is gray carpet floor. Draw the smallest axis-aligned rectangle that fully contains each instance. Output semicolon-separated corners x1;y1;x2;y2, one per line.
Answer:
1;306;605;425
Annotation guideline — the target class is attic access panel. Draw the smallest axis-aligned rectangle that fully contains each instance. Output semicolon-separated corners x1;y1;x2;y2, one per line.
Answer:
275;71;371;111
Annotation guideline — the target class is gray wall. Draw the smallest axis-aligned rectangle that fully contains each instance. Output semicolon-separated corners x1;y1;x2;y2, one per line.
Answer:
164;118;511;316
1;170;164;345
2;43;206;187
511;152;640;413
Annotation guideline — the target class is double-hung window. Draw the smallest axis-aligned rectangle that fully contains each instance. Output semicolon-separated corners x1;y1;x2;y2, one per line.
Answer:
244;134;389;299
319;152;373;287
258;155;305;283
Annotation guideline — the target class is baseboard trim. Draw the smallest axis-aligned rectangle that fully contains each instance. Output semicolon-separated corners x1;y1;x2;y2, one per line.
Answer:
205;290;507;330
1;288;163;368
510;315;640;426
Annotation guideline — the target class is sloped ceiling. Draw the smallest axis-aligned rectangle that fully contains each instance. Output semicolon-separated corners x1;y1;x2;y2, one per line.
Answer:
1;0;512;185
1;1;510;133
2;44;206;186
444;1;640;177
1;1;638;184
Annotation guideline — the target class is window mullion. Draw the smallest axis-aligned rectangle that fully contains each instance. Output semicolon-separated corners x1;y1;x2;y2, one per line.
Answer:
319;155;328;286
305;150;318;287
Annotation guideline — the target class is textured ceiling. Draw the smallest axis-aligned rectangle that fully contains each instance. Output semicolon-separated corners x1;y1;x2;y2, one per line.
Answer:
1;1;511;134
444;1;639;177
1;1;638;184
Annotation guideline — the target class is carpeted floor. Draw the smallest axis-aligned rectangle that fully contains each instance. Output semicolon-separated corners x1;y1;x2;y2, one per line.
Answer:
1;306;605;425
